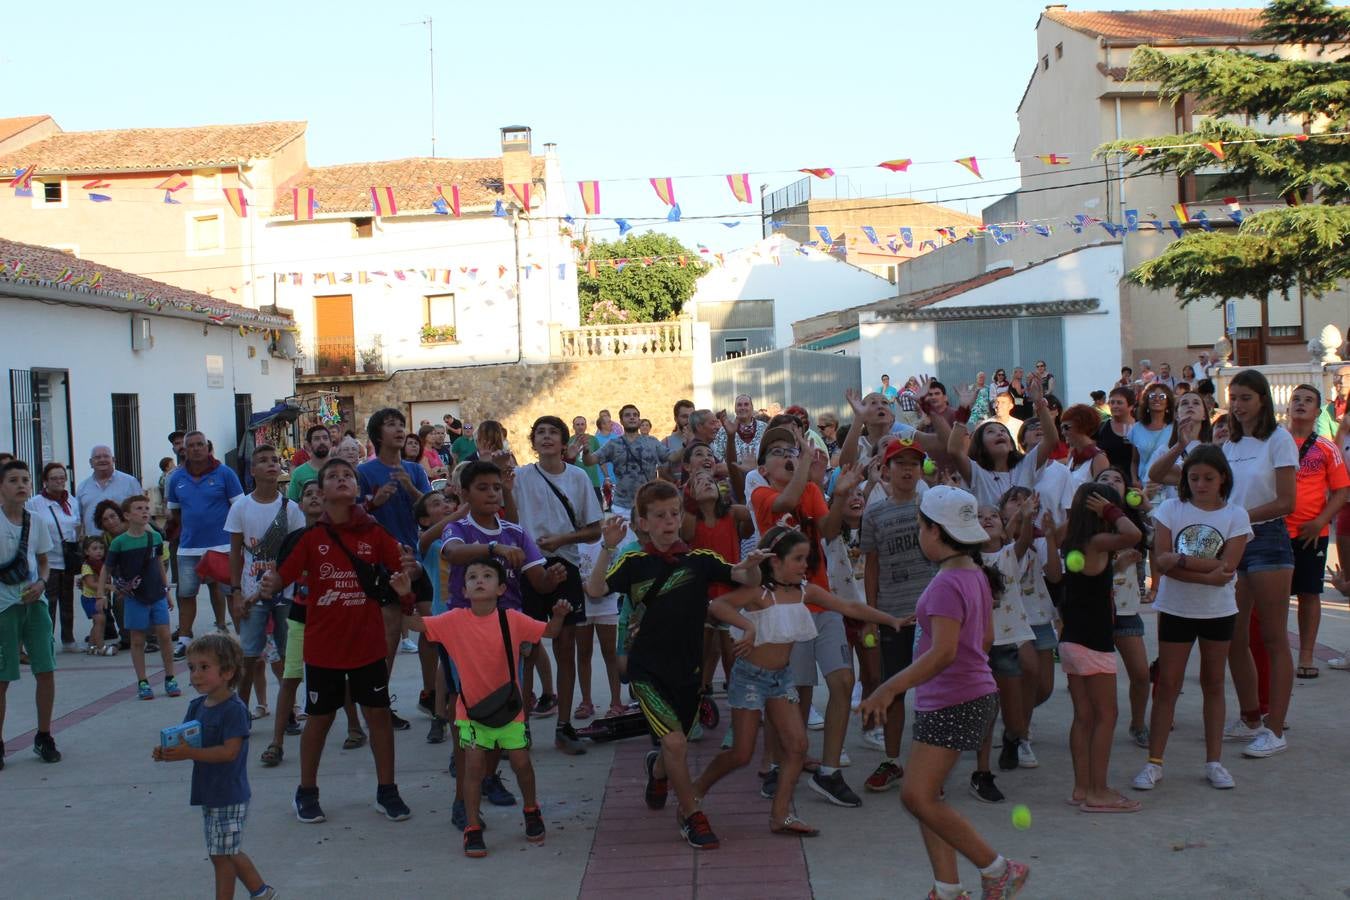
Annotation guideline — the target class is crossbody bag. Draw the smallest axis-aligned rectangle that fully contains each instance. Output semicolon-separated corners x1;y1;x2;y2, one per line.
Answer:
48;506;82;571
0;512;31;585
465;607;524;727
322;525;397;606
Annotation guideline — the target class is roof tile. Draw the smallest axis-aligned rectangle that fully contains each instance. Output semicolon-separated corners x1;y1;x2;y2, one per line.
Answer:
0;121;306;175
0;115;54;144
271;156;546;216
1044;8;1265;43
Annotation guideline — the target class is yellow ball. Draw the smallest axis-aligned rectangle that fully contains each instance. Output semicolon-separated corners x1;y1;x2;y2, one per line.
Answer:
1126;489;1143;507
1065;550;1085;573
1012;804;1032;830
863;633;878;649
922;459;937;475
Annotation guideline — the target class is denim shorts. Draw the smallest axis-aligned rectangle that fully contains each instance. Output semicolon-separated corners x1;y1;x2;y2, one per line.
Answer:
1113;613;1145;639
238;600;290;658
1237;518;1294;574
728;658;798;712
989;642;1022;677
1030;622;1058;651
124;597;170;633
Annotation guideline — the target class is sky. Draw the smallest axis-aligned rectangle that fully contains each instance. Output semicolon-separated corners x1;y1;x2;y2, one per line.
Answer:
6;0;1272;253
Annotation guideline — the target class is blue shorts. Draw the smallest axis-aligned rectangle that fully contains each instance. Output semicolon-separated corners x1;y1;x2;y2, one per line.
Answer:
1238;519;1294;574
728;658;798;712
238;601;289;658
176;553;205;600
203;803;247;856
80;595;103;620
1113;613;1145;639
989;642;1022;677
1031;622;1058;651
124;597;170;633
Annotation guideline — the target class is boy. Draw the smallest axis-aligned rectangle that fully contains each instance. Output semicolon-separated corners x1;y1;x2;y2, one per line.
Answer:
153;633;277;900
260;457;417;824
0;460;60;765
409;558;570;857
226;446;305;721
100;495;181;701
585;480;765;850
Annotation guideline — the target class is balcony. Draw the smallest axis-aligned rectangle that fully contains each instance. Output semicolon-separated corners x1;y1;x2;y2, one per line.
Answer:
550;319;693;360
303;336;385;379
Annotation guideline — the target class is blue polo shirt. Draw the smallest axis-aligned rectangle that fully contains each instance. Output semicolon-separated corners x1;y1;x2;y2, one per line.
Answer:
165;464;244;554
357;459;431;547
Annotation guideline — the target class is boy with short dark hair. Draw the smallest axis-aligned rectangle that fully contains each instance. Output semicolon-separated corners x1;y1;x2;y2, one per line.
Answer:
100;495;181;701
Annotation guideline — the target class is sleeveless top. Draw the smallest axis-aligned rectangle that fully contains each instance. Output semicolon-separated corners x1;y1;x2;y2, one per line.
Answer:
733;582;818;646
692;512;741;598
1059;562;1116;653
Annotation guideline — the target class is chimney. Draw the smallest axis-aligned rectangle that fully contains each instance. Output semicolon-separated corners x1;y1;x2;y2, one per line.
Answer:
500;125;532;198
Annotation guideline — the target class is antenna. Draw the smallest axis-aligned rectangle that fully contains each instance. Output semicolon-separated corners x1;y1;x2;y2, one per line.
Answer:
402;16;436;157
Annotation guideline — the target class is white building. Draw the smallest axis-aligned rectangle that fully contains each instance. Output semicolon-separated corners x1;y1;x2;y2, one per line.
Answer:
1;237;295;485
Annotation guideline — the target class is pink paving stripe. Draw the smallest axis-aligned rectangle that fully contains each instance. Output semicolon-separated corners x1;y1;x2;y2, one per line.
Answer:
3;666;167;757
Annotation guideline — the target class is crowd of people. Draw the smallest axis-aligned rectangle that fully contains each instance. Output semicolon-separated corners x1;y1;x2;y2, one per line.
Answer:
4;354;1350;899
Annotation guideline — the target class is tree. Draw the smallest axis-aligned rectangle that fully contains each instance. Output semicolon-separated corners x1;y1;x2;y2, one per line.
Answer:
1096;0;1349;305
577;232;708;324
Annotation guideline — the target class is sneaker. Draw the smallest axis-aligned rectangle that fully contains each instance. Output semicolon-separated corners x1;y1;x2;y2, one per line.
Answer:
850;681;862;710
164;676;182;698
523;805;546;844
1223;718;1262;742
809;770;862;808
427;717;447;744
969;770;1005;804
1129;725;1150;749
32;733;61;764
721;727;735;750
463;825;487;858
482;772;517;807
839;749;851;767
688;721;704;742
980;859;1029;899
926;891;972;900
451;798;468;831
645;749;669;810
680;810;720;850
215;621;230;634
285;713;303;736
294;786;326;823
1241;728;1288;758
1205;761;1235;789
807;706;825;731
1328;654;1350;670
172;641;188;661
389;710;411;732
61;641;78;654
555;723;587;756
251;887;278;900
1132;762;1163;791
375;784;412;821
998;735;1019;771
399;637;419;654
1017;740;1039;769
864;761;903;792
760;766;779;800
860;727;886;752
531;693;558;718
101;644;119;657
137;680;153;701
417;691;436;718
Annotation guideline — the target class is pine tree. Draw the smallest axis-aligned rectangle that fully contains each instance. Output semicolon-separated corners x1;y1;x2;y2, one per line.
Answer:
1097;0;1349;305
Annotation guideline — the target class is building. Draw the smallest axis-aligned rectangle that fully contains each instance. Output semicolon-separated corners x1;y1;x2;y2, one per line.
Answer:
0;237;295;484
0;115;60;157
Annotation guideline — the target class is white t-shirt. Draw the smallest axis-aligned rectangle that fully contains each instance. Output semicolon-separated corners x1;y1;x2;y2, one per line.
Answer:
1222;429;1298;520
1112;562;1143;617
511;463;603;568
25;494;82;572
1017;537;1057;627
983;544;1035;646
223;493;306;599
968;452;1040;509
1151;498;1252;619
1034;460;1074;525
0;509;56;612
823;534;863;603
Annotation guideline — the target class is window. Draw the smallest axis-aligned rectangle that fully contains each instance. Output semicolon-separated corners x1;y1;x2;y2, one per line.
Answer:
352;217;373;239
234;394;253;447
43;181;62;204
111;393;142;482
1041;55;1049;71
173;393;197;432
192;214;221;251
1055;42;1063;59
723;337;749;359
1191;173;1286;204
424;293;456;328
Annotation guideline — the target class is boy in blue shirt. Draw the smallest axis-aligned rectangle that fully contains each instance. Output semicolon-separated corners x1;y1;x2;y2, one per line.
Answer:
154;633;276;900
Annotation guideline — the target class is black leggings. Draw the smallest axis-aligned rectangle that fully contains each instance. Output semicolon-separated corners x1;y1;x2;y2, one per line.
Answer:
45;569;77;645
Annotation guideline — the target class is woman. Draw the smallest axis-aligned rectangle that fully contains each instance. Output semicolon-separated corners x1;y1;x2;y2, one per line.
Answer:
1181;364;1197;384
401;432;426;468
1007;368;1031;422
27;462;83;650
335;436;363;466
1060;404;1110;491
1095;387;1136;478
1221;369;1297;759
416;424;446;478
1129;385;1175;487
969;372;991;423
990;369;1010;401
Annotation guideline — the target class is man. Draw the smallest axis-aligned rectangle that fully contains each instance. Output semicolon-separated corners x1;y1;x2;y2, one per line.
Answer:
431;424;452;468
1193;350;1213;379
582;405;666;520
1032;360;1056;397
166;431;244;659
711;394;767;467
511;416;603;755
877;374;899;405
450;421;477;465
75;446;142;535
287;425;333;500
1154;362;1178;390
663;400;695;482
168;431;187;466
565;416;605;506
0;460;61;765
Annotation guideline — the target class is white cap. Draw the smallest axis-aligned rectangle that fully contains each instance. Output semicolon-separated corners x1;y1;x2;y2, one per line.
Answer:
919;485;989;545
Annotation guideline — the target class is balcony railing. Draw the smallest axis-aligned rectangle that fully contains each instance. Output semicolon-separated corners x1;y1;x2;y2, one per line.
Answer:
305;336;385;377
550;319;693;360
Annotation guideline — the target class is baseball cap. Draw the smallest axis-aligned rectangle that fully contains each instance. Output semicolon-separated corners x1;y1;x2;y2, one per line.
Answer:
883;437;925;464
919;485;988;545
757;426;798;465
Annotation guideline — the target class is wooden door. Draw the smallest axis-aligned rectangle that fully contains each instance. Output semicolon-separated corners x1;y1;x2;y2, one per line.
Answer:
314;295;355;376
1234;336;1264;367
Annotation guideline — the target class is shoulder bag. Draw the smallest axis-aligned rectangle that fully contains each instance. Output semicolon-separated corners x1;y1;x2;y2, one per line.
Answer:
322;525;397;606
0;512;31;585
465;608;524;727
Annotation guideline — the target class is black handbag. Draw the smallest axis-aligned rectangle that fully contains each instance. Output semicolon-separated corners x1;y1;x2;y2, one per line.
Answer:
323;526;397;606
48;507;81;571
0;512;31;586
465;608;524;727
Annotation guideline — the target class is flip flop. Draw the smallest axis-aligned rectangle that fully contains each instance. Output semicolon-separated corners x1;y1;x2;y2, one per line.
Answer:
1296;666;1319;679
1065;796;1085;807
770;815;820;837
251;705;270;720
343;730;367;750
1082;796;1142;814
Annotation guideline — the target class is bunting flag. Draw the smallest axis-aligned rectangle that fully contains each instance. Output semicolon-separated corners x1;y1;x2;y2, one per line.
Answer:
156;174;188;192
586;260;598;277
1202;141;1226;161
87;272;102;288
799;167;834;179
82;179;111;190
1100;222;1122;238
433;183;460;217
1285;190;1303;207
697;243;710;254
616;218;632;236
369;186;398;216
918;239;937;251
726;173;752;204
163;190;180;205
878;159;912;172
1131;144;1149;158
1168;220;1184;237
860;225;878;245
886;239;899;254
1036;154;1071;165
292;188;316;221
1125;209;1139;231
1034;224;1052;236
954;157;982;178
815;225;832;244
8;164;35;188
493;200;506;217
578;180;601;215
89;193;112;202
677;255;687;267
1224;197;1245;224
1195;211;1214;231
899;227;913;248
1171;203;1190;224
223;188;248;217
666;203;682;223
721;221;740;227
649;177;676;207
507;183;532;210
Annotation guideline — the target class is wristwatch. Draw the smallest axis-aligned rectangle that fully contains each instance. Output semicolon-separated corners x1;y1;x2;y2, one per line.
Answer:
487;541;498;558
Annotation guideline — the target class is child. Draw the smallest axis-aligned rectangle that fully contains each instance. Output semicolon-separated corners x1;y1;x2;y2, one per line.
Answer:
1058;482;1142;812
416;488;465;745
79;536;116;655
408;558;570;857
947;380;1058;506
1094;467;1152;747
586;480;765;850
153;633;276;900
694;526;903;837
859;485;1029;900
100;496;180;701
1133;445;1250;792
575;538;625;718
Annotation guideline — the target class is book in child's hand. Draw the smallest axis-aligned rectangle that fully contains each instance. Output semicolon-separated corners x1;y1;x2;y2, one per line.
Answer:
160;720;203;748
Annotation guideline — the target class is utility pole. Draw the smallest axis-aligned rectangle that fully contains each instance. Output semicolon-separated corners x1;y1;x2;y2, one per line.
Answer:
403;16;436;157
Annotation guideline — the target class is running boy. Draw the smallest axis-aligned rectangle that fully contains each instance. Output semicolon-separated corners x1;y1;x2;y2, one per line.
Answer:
100;496;181;701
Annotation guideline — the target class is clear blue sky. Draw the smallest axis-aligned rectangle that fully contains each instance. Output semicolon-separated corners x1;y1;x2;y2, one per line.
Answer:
6;0;1270;252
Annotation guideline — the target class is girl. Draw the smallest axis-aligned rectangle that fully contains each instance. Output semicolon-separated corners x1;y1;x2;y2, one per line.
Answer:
1221;369;1297;758
1132;445;1250;792
78;536;116;655
1058;482;1142;813
695;527;902;837
859;485;1029;900
1060;404;1110;491
948;380;1057;507
1094;467;1152;747
1017;418;1074;530
1095;387;1136;477
1129;384;1175;487
1143;392;1213;502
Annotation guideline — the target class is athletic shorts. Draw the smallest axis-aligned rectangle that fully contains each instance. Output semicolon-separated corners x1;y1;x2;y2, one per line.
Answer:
788;609;851;687
1113;613;1145;639
1237;519;1294;574
913;692;998;752
283;620;305;681
727;658;797;712
202;803;248;856
304;658;390;715
456;718;529;751
1157;611;1236;644
989;642;1022;677
0;603;56;681
1030;621;1058;651
878;623;917;683
630;678;700;739
1058;641;1118;676
523;557;586;627
80;595;103;620
124;597;170;633
1291;535;1328;596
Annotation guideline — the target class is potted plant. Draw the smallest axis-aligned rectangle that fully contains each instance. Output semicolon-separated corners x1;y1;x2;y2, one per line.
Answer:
358;346;381;374
420;323;457;345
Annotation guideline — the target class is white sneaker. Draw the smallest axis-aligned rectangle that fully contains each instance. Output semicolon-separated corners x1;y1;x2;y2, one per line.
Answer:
398;637;419;654
807;706;825;731
1328;655;1350;670
1241;727;1288;758
860;728;886;752
839;750;851;767
850;681;863;711
1223;718;1262;742
1132;762;1163;790
1017;740;1039;769
1205;761;1235;789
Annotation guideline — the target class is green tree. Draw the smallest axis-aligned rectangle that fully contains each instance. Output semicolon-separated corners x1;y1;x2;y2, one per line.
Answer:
1096;0;1349;305
578;232;708;324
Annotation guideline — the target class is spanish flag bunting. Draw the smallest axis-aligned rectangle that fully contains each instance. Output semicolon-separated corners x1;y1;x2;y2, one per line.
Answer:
1202;141;1226;161
1131;145;1149;157
579;180;601;215
498;264;508;278
8;165;35;188
1171;203;1190;224
586;261;598;277
88;271;102;288
434;184;461;217
1284;133;1309;142
223;188;248;217
878;159;912;172
82;179;111;190
1036;154;1071;165
799;167;834;179
156;174;188;192
677;255;687;268
292;188;316;221
369;186;398;217
507;183;532;210
726;173;753;204
954;157;982;178
650;177;676;207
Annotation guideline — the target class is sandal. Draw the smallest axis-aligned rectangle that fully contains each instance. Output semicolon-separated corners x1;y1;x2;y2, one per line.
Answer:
770;814;819;837
251;705;270;720
606;704;629;718
1296;665;1319;679
801;758;821;773
574;701;595;720
1082;795;1142;814
260;744;284;767
343;730;367;750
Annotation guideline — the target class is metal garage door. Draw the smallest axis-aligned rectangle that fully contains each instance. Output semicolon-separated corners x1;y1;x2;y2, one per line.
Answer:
935;317;1067;400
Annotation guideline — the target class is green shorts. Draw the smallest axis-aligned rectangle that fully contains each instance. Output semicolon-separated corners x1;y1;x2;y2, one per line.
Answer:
0;603;57;682
455;718;529;751
283;620;305;681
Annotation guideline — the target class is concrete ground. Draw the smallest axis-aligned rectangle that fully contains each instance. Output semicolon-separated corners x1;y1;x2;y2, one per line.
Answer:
5;596;1350;899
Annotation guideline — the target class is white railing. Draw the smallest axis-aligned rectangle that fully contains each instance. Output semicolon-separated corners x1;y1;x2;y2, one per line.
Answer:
1211;361;1338;423
550;319;693;360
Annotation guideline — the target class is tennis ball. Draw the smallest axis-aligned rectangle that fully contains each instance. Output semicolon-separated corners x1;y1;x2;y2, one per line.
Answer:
922;458;937;475
863;632;878;649
1065;550;1086;573
1126;489;1143;507
1012;804;1032;830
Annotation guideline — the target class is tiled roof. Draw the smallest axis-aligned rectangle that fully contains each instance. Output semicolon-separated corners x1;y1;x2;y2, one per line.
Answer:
884;298;1101;322
0;237;293;328
272;157;547;216
0;115;53;144
1043;8;1265;43
0;121;306;176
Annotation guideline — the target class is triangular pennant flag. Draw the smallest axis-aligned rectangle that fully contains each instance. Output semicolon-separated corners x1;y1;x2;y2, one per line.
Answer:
1034;224;1052;237
163;190;180;205
1196;211;1213;232
714;253;725;266
899;227;913;248
223;188;248;217
1171;203;1191;224
726;173;752;204
156;174;188;192
616;219;632;236
493;200;506;217
861;225;878;245
433;184;460;217
878;159;912;172
498;265;508;278
1036;154;1071;165
578;181;600;215
1125;209;1139;231
1223;197;1244;223
369;186;397;217
585;260;598;277
697;243;710;254
649;177;676;207
507;183;532;210
88;193;112;202
954;157;982;178
721;221;740;228
799;167;834;179
1168;220;1184;237
8;165;35;188
1202;141;1226;161
815;225;832;244
677;255;687;268
82;179;111;190
292;188;316;221
667;204;682;223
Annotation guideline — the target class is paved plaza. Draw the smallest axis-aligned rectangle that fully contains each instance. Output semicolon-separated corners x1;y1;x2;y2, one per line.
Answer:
5;598;1350;899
